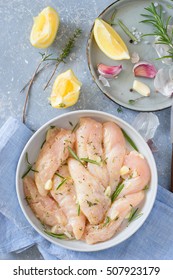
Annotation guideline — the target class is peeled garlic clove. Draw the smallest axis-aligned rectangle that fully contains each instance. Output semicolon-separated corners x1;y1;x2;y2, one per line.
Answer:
133;61;157;78
97;63;122;78
133;80;150;96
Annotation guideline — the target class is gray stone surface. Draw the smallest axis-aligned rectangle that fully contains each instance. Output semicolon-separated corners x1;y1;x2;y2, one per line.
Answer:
0;0;171;259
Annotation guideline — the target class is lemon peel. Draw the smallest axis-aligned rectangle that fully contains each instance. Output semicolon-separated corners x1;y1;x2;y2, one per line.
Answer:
30;7;60;48
50;69;82;109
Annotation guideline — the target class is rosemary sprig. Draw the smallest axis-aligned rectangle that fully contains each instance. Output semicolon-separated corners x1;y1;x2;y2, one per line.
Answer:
71;122;79;133
111;182;125;202
128;208;143;223
77;204;80;216
81;158;100;166
122;130;138;151
103;216;111;227
22;152;38;179
44;28;82;90
118;19;138;42
44;231;67;239
55;172;65;179
68;146;84;166
56;178;67;190
140;2;173;60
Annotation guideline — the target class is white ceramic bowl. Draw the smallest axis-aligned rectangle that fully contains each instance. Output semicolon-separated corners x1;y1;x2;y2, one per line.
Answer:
16;110;158;252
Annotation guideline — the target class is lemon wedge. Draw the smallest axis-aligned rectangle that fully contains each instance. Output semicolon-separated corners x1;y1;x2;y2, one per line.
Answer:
50;69;82;109
93;18;130;60
30;7;60;48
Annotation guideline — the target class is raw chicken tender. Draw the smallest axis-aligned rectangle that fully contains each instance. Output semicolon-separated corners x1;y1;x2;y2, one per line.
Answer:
68;158;111;225
103;122;126;193
35;129;75;196
51;165;86;240
76;118;109;187
23;176;67;227
85;191;145;244
117;151;151;198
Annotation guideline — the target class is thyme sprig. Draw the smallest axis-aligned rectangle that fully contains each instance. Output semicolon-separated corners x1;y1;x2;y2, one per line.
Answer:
128;96;145;105
140;2;173;60
44;28;82;90
22;152;38;179
22;53;52;123
21;28;81;123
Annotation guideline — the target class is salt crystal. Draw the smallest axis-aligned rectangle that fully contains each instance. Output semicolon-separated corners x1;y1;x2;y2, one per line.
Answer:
154;67;173;97
25;59;28;64
131;52;140;63
154;2;158;7
132;27;136;31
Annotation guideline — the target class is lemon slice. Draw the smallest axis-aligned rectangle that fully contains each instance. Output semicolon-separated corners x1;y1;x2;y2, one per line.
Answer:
93;18;130;60
30;7;60;48
50;69;82;109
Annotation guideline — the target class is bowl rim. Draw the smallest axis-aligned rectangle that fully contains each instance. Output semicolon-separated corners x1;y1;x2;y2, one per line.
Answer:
16;109;158;252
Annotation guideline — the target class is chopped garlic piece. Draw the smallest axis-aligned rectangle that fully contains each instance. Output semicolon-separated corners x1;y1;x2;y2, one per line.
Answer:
104;186;111;197
44;179;53;190
132;169;138;178
133;80;150;96
109;210;119;220
64;231;72;239
120;165;130;176
51;225;58;233
138;153;144;159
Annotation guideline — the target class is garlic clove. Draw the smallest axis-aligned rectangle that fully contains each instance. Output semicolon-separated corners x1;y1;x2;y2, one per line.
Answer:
133;61;157;78
133;80;150;96
98;63;122;78
44;179;53;190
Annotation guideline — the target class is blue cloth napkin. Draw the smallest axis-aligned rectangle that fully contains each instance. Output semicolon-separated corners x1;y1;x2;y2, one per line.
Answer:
0;117;173;260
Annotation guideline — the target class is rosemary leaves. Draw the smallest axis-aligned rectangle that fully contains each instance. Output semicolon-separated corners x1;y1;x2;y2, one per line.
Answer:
22;153;38;179
141;2;173;60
